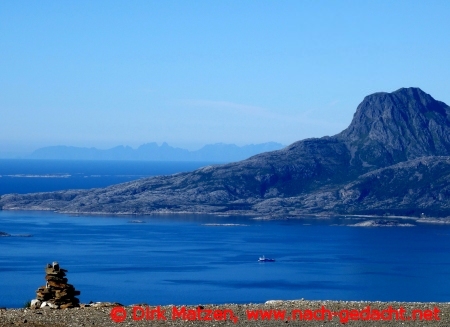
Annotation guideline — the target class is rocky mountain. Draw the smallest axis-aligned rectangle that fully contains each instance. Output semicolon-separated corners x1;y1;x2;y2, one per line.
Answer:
2;87;450;218
28;142;284;162
337;87;450;168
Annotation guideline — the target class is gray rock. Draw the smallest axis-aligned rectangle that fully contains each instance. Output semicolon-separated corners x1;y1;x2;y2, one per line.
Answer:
349;220;415;227
1;88;450;217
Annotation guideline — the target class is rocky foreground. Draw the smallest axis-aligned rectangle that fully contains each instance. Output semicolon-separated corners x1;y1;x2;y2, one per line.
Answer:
1;300;450;327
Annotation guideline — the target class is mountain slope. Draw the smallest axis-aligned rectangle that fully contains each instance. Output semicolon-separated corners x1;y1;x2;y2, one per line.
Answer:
334;156;450;216
338;87;450;168
2;87;450;217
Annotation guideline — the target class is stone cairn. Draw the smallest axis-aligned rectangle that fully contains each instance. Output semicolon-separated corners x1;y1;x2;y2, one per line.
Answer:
31;262;80;309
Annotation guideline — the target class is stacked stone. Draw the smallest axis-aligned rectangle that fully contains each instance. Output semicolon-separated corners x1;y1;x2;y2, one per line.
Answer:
33;262;80;309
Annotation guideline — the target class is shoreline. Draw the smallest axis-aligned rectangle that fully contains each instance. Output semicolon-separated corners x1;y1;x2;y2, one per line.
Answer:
1;207;440;220
3;208;450;227
1;299;450;326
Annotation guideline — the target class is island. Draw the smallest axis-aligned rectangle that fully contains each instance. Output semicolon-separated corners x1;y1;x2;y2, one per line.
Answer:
1;88;450;219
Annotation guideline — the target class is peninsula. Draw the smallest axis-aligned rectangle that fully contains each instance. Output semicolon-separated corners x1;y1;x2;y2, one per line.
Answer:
2;88;450;218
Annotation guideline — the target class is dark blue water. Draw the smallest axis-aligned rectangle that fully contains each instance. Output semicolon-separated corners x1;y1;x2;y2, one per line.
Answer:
0;160;218;195
1;160;450;308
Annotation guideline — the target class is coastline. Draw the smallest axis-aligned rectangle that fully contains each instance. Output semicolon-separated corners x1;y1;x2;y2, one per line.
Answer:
4;207;450;227
1;300;449;326
1;206;439;221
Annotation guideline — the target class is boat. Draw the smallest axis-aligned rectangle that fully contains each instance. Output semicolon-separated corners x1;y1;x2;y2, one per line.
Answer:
258;255;275;262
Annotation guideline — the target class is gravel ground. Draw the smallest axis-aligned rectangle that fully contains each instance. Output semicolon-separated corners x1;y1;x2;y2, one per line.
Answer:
1;300;450;327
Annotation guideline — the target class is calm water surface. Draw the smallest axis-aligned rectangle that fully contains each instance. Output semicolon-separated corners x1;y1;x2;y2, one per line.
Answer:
0;159;219;195
1;160;449;307
1;211;450;308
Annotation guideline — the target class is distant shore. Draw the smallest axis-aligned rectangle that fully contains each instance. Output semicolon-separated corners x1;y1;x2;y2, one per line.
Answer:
4;207;450;225
1;300;449;326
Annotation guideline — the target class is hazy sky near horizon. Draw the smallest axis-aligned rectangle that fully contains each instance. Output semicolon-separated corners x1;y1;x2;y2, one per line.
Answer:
1;1;450;155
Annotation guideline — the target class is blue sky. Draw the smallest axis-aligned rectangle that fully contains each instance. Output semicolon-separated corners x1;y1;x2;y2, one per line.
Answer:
1;1;449;156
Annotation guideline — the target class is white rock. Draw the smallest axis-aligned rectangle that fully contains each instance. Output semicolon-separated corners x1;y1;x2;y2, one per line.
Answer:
48;302;59;309
91;302;121;308
30;299;41;310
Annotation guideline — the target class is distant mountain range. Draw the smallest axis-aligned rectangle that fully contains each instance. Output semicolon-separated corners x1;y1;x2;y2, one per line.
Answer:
29;142;285;162
2;87;450;218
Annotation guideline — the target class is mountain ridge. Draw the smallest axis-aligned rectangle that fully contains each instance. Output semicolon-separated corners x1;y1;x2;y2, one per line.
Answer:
28;142;285;162
2;87;450;218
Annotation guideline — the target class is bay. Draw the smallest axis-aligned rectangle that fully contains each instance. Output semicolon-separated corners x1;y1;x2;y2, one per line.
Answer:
1;159;450;308
1;211;450;308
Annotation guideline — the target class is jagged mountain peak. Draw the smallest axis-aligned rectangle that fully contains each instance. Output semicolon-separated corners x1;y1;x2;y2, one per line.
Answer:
336;87;450;167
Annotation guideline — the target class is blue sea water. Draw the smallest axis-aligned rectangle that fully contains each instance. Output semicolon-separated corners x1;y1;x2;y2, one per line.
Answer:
0;159;218;195
1;160;450;308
